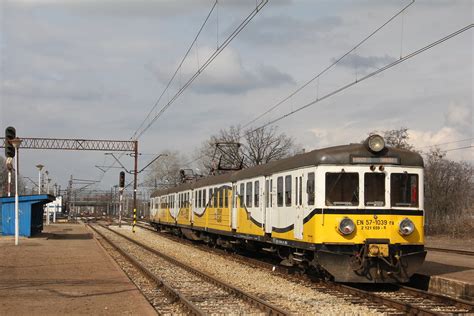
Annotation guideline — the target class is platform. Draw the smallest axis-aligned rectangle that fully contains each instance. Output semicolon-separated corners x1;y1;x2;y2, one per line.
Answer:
413;246;474;301
0;223;156;315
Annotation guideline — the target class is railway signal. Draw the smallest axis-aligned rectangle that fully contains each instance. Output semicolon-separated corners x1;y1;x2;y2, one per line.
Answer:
118;171;125;228
5;126;16;158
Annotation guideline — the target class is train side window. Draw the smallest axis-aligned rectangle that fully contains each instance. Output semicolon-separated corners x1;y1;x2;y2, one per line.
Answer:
254;181;259;207
246;182;253;207
295;177;298;206
285;175;292;206
277;177;283;207
270;179;273;207
307;172;315;206
209;189;213;207
391;173;418;207
240;183;245;206
203;189;207;207
224;188;229;207
218;189;223;208
198;190;202;208
265;180;269;208
365;173;385;206
325;172;359;206
214;187;218;207
299;177;302;206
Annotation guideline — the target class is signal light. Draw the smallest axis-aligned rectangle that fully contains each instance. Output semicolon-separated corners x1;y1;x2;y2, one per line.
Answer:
119;171;125;189
5;126;16;158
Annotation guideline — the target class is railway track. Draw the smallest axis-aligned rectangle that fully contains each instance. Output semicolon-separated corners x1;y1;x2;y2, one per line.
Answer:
130;221;474;315
89;223;291;316
425;247;474;256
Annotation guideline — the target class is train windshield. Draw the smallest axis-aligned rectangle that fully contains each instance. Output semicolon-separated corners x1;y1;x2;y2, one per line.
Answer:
365;173;385;206
325;172;359;206
391;173;419;207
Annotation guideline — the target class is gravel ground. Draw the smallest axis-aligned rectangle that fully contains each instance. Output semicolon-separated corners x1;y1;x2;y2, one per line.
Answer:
97;225;267;315
94;230;186;315
111;225;383;315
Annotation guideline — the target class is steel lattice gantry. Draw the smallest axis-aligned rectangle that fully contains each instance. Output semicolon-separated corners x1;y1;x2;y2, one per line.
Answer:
0;137;139;220
0;137;135;152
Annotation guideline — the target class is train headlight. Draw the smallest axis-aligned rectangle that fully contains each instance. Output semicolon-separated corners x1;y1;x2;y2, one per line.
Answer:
366;134;385;153
338;218;355;235
399;218;415;236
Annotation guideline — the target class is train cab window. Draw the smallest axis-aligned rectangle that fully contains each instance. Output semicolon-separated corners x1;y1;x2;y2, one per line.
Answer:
365;173;385;206
285;175;292;206
391;173;418;207
224;188;229;207
254;181;259;207
325;172;359;206
277;177;283;207
240;183;245;206
246;182;253;207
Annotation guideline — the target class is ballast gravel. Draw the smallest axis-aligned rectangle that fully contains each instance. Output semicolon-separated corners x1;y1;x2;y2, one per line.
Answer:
111;225;383;316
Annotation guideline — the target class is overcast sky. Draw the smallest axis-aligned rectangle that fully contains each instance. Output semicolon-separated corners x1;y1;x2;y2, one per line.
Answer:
0;0;472;191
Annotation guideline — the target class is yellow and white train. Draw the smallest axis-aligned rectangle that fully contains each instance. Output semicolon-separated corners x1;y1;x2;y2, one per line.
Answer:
150;135;426;282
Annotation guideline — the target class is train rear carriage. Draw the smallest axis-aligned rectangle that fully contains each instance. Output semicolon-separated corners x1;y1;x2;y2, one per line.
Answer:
150;135;426;283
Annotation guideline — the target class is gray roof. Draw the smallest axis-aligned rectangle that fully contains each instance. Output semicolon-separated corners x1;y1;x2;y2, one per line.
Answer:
152;143;423;197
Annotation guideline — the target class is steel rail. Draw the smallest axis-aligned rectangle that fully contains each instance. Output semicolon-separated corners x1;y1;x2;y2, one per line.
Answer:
425;247;474;257
88;223;205;315
99;223;291;316
135;221;473;315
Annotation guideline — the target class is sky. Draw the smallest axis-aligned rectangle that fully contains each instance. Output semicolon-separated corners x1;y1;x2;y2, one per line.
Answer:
0;0;472;191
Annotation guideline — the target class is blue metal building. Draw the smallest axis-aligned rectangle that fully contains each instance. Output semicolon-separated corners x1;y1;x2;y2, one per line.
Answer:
0;195;55;237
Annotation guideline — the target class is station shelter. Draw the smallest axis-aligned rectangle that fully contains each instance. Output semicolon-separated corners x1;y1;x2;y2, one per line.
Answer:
0;194;55;237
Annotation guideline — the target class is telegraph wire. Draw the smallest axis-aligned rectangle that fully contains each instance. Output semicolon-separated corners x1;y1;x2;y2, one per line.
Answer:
416;138;473;150
242;0;415;129
246;24;473;135
134;0;269;140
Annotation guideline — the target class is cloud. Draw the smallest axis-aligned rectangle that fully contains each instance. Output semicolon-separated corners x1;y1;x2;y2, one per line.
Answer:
150;47;295;95
444;102;472;133
334;53;397;73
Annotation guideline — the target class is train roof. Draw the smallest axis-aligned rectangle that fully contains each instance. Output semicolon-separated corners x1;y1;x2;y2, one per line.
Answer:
151;142;423;197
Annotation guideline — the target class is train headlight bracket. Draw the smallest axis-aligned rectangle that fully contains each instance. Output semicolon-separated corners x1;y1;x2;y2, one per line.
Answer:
399;218;415;236
338;217;355;235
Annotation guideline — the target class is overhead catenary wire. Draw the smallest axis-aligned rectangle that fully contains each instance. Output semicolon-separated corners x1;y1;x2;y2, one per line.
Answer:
134;0;269;140
131;0;219;140
246;24;473;136
242;0;415;129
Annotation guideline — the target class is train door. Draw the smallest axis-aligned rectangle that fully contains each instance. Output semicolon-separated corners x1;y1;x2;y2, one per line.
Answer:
264;176;273;234
231;184;238;229
294;173;304;240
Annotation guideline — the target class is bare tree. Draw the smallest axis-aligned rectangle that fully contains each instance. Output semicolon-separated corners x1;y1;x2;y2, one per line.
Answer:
196;125;298;173
145;150;187;191
424;148;474;236
244;126;295;166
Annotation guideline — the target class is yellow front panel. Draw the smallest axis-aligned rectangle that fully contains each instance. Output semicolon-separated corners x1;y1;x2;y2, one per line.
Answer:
272;213;424;245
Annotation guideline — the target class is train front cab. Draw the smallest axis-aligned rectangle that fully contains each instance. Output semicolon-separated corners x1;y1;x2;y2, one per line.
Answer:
314;163;426;283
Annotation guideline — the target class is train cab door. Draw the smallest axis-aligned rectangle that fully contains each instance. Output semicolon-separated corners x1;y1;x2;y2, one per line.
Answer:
264;177;273;234
294;173;304;240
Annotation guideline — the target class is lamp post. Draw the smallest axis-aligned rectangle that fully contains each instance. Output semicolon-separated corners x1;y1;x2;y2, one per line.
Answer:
10;138;22;246
36;164;44;194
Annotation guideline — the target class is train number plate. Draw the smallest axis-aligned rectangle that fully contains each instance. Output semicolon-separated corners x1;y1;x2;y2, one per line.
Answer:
368;244;389;257
356;219;395;231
